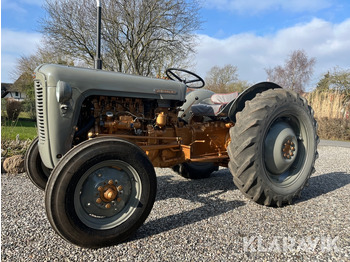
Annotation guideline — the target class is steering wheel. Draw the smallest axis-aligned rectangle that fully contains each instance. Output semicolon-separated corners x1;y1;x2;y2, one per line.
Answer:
165;68;205;89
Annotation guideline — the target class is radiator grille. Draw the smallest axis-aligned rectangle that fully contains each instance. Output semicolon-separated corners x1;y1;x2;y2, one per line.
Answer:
35;80;46;142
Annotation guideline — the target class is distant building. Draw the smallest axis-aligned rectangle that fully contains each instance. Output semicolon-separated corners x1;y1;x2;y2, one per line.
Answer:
1;83;27;101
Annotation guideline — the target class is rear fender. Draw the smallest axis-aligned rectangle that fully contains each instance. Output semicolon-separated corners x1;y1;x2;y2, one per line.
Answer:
228;82;282;122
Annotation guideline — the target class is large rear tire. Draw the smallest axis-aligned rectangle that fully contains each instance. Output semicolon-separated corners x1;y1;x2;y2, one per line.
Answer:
228;89;318;206
24;137;51;190
45;137;157;248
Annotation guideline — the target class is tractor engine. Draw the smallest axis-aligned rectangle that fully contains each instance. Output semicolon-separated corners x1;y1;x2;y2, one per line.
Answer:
75;96;179;139
74;95;232;167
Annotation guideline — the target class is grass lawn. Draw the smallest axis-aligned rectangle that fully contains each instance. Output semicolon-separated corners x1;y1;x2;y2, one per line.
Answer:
1;118;38;140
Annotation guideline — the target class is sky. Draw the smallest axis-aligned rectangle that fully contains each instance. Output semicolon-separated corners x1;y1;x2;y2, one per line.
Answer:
1;0;350;90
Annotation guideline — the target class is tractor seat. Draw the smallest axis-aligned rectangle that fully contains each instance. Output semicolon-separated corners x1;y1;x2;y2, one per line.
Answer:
191;92;239;117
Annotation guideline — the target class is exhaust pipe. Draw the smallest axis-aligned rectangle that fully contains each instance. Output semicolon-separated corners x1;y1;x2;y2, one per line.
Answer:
95;0;102;69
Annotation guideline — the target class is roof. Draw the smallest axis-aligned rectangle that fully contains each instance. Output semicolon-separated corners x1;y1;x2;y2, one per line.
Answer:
1;83;13;90
1;83;12;98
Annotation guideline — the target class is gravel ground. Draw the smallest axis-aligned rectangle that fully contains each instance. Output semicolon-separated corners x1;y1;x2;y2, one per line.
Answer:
1;145;350;261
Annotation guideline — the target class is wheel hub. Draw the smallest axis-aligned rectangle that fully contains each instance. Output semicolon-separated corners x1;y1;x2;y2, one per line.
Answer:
74;160;143;230
77;166;133;217
96;180;123;208
264;121;298;175
282;139;296;160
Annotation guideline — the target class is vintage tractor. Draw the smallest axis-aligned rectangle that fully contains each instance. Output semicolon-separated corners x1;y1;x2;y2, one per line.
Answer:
25;64;318;248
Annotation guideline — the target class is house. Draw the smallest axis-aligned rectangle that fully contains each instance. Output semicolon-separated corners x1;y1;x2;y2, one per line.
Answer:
2;83;27;101
1;83;26;101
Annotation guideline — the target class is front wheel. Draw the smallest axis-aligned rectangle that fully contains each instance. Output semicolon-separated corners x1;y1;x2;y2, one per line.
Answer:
24;137;51;190
45;137;157;248
228;88;318;206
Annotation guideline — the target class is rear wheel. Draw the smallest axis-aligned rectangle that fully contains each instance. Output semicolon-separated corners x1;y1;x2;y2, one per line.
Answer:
228;89;318;206
24;137;51;190
45;137;157;248
172;162;219;179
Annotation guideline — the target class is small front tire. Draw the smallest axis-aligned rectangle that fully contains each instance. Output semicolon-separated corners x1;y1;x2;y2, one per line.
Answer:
45;137;157;248
24;137;51;190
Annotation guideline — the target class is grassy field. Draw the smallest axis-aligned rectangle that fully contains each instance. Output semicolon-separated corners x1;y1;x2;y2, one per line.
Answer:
1;116;38;141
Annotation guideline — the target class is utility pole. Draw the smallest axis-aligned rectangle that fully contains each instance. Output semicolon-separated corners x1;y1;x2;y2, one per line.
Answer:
95;0;102;69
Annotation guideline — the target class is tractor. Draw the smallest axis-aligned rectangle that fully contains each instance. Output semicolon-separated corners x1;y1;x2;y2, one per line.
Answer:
25;64;318;248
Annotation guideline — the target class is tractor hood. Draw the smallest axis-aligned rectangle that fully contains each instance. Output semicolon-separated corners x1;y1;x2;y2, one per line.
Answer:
35;64;187;101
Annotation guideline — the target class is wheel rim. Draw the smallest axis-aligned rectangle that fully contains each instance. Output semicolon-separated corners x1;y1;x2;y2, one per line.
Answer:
264;115;308;186
74;160;142;230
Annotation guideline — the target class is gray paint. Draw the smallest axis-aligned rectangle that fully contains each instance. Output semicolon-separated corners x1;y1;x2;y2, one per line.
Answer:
178;89;214;122
34;64;187;169
36;64;187;101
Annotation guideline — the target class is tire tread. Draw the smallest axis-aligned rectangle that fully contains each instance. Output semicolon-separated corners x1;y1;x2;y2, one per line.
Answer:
228;88;318;206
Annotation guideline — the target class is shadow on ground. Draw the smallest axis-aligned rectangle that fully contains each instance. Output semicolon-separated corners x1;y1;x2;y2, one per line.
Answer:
133;169;245;240
133;169;350;240
297;172;350;203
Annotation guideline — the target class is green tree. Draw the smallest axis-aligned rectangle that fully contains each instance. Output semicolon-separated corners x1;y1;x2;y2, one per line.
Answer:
316;72;331;91
227;80;250;93
316;67;350;102
205;64;239;93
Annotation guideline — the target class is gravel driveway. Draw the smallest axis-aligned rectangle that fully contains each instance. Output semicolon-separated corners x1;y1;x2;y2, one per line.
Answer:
2;145;350;261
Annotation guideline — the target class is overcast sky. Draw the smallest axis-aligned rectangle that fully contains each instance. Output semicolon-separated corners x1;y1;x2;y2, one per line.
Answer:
2;0;350;90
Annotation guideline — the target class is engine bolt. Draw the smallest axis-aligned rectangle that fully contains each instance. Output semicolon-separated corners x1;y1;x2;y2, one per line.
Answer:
98;186;103;192
117;185;123;191
96;198;102;204
105;204;111;209
108;180;114;185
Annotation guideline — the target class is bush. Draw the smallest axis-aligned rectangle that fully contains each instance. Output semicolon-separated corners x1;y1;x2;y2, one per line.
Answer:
316;117;350;141
1;98;7;117
22;98;36;120
6;99;22;121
